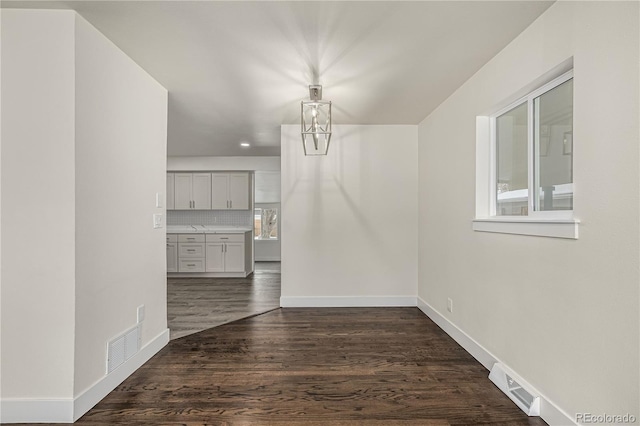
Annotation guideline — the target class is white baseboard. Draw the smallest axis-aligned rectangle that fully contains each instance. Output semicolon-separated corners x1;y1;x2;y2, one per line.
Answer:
0;328;169;424
416;296;576;426
280;295;417;307
73;328;169;421
168;272;248;278
0;399;73;424
416;296;498;369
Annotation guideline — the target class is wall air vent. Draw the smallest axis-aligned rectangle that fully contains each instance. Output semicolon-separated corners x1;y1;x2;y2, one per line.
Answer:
107;324;141;373
489;363;540;416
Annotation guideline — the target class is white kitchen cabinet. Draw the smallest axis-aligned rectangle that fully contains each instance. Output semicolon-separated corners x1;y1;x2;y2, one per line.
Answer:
178;234;205;243
166;234;178;273
224;243;245;272
179;243;205;258
205;243;225;272
229;174;250;210
168;231;253;277
173;173;211;210
211;174;229;210
211;172;250;210
192;174;211;210
179;259;205;272
177;234;205;272
204;242;243;272
166;173;175;210
205;234;245;272
174;174;192;209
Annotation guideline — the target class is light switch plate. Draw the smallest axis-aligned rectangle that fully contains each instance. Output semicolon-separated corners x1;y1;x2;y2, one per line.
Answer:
153;213;163;229
155;192;163;208
137;305;145;323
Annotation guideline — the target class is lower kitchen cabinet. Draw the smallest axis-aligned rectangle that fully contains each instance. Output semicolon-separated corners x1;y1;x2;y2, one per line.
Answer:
177;234;205;272
205;234;245;273
167;234;178;273
224;243;245;272
179;258;205;272
168;231;253;277
205;243;225;272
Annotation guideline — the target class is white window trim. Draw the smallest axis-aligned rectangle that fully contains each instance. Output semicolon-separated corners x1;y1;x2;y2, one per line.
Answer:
474;69;579;239
472;217;579;239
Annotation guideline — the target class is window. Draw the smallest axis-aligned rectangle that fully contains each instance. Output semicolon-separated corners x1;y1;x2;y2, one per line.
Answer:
494;71;573;217
474;69;579;239
254;208;278;240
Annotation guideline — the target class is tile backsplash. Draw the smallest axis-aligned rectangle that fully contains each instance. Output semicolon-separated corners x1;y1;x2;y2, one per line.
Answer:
167;210;252;227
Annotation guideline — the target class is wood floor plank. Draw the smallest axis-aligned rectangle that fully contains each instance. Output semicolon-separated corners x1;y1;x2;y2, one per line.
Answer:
168;261;281;339
57;307;547;425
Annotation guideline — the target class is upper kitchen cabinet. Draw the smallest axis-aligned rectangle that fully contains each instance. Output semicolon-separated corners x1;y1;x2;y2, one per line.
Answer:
211;173;229;209
174;173;212;210
166;173;175;210
211;172;250;210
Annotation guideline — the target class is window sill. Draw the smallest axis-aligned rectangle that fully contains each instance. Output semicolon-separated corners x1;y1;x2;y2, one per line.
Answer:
472;217;579;239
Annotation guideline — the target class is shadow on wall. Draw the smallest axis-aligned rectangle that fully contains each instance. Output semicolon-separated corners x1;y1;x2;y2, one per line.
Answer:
282;126;394;266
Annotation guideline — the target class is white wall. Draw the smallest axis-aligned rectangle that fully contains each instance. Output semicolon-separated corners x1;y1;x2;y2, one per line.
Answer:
0;9;3;406
0;10;169;423
281;125;418;306
255;171;280;203
417;2;639;423
168;156;280;171
73;14;168;396
1;9;77;401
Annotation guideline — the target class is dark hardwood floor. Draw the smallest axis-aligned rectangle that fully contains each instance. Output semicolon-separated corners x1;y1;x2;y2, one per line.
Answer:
68;307;547;425
168;261;281;339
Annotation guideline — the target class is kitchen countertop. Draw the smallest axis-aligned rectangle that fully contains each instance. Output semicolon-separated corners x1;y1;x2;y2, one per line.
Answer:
167;225;252;234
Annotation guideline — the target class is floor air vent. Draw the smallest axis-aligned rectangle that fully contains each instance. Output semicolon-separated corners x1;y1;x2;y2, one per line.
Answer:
489;363;540;416
107;325;141;373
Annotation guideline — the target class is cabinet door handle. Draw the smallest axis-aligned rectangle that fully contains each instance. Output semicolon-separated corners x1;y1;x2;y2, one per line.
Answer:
187;249;195;252
187;264;196;267
224;243;227;252
230;200;232;208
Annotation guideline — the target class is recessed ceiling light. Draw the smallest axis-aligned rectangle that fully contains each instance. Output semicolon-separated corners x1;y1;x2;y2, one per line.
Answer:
240;142;250;147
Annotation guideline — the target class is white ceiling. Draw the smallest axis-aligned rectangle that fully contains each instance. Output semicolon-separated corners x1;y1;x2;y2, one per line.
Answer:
3;1;553;157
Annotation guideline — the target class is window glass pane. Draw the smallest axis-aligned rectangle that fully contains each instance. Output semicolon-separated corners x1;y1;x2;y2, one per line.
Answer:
496;102;529;216
534;79;573;211
254;208;262;239
261;208;278;240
